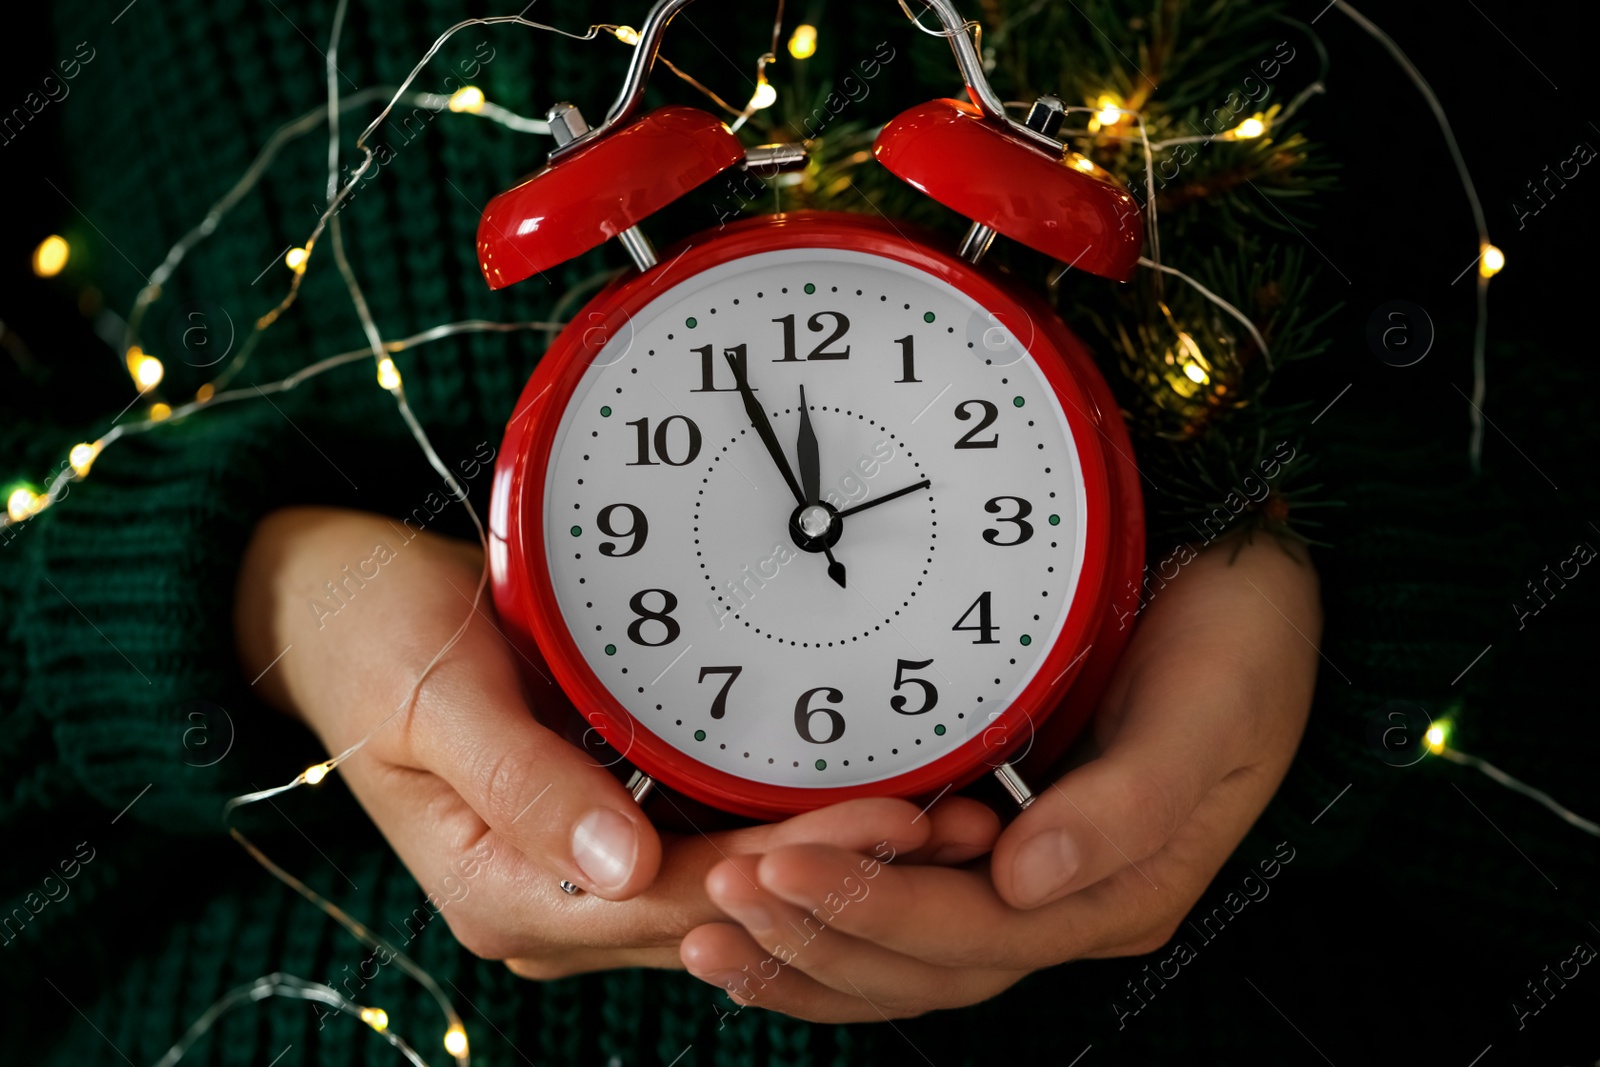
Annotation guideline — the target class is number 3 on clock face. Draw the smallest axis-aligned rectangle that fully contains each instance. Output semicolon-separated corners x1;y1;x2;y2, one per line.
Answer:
491;217;1129;819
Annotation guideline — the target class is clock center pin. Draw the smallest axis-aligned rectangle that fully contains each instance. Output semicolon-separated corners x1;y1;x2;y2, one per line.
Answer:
787;499;844;554
798;505;833;539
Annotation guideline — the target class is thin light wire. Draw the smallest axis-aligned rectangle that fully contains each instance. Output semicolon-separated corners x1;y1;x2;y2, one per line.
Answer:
174;7;499;1064
226;827;462;1048
15;317;561;527
1332;0;1492;472
121;87;546;384
207;13;609;391
1439;747;1600;838
138;8;596;1065
895;0;982;49
3;17;577;530
153;974;433;1067
1138;256;1273;369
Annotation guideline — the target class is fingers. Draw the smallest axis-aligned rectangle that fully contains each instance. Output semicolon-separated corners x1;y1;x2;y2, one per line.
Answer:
684;858;1019;1022
746;842;1056;968
682;923;890;1023
743;840;1182;970
725;796;933;857
901;795;1002;865
401;632;662;899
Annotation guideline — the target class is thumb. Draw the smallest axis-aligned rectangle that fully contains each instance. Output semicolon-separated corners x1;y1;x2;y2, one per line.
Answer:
989;678;1237;910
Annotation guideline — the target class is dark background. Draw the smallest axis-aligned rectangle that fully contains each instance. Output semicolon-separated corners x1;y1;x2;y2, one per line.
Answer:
2;1;1597;1064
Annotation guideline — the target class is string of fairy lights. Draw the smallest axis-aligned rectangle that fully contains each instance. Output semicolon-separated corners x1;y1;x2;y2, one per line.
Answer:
6;1;1582;1063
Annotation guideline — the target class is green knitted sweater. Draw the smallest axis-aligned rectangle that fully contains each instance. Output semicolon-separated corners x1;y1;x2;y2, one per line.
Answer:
4;1;1596;1064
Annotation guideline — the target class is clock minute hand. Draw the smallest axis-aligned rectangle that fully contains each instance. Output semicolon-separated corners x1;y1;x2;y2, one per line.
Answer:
833;479;933;520
725;346;804;505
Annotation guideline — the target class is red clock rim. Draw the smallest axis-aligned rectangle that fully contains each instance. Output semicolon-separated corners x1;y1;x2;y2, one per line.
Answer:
490;212;1118;819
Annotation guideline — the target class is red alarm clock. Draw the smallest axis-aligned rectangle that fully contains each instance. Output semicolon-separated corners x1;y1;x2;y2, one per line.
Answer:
477;0;1144;822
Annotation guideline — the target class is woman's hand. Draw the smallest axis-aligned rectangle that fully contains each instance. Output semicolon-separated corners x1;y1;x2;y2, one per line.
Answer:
680;532;1321;1020
234;507;999;978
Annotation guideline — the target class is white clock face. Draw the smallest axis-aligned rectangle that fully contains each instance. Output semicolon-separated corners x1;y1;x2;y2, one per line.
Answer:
542;247;1089;790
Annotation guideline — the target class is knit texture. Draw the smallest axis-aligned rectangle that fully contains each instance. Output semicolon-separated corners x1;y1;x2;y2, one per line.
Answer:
5;2;1596;1064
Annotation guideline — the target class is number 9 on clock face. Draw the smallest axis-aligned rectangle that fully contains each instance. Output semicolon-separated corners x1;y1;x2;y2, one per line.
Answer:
490;218;1129;819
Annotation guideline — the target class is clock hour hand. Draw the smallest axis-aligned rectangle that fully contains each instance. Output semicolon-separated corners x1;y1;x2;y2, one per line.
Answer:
796;384;821;504
833;479;933;520
725;346;805;506
795;386;846;588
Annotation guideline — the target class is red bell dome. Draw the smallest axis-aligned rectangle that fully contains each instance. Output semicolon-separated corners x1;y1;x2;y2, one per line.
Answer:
477;106;744;289
874;98;1143;282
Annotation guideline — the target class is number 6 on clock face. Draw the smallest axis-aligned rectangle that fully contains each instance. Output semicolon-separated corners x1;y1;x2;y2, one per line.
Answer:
488;215;1141;819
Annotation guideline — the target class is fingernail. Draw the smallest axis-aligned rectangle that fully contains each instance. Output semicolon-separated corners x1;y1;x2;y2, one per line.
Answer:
718;897;775;932
1011;828;1079;907
572;808;638;892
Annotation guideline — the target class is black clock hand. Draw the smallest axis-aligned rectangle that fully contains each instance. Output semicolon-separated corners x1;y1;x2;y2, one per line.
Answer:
796;384;821;504
794;386;849;588
820;546;846;589
793;386;846;587
724;352;845;589
725;346;805;505
833;479;933;520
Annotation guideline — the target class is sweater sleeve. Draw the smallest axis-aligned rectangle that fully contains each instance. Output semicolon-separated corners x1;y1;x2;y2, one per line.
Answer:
0;392;483;835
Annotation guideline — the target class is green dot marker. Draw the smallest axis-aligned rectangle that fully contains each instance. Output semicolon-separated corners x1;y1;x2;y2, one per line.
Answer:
1048;514;1061;526
1013;396;1026;408
815;758;827;770
923;311;936;323
570;525;582;537
604;643;617;656
1019;634;1032;647
600;405;612;417
686;317;698;328
934;724;947;736
694;729;707;742
804;283;816;294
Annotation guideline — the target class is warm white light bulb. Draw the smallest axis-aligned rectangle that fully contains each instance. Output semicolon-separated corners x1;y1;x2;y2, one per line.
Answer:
1232;115;1267;139
285;247;309;274
612;25;640;46
360;1007;389;1031
448;86;485;114
377;357;402;391
1479;244;1505;278
304;763;330;785
444;1026;469;1057
1093;94;1123;127
788;24;818;59
1183;361;1209;384
130;351;165;391
33;235;70;278
7;487;41;522
750;79;778;110
69;442;99;477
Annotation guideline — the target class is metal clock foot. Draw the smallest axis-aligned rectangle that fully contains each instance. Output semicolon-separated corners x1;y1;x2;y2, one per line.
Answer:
993;761;1037;810
625;769;657;804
